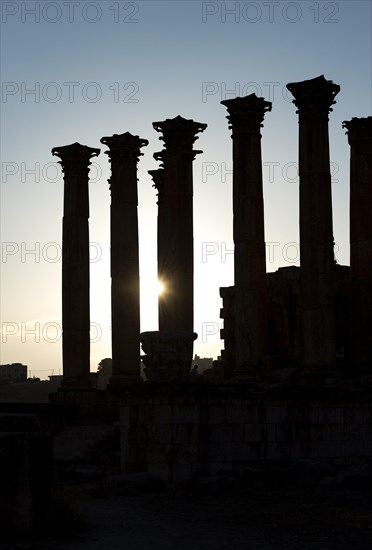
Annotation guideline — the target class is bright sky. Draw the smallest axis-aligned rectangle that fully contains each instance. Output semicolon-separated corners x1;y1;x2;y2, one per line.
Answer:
1;0;371;379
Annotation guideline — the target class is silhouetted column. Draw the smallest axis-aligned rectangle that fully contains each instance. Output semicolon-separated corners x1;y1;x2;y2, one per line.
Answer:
100;133;148;385
221;94;271;376
148;167;166;328
287;75;339;368
152;116;207;333
343;117;372;370
52;142;100;390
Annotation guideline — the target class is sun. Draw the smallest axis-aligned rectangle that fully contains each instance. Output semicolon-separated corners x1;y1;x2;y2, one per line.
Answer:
157;280;165;296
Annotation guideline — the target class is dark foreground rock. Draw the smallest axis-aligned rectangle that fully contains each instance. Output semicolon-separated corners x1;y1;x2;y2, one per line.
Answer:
5;475;372;550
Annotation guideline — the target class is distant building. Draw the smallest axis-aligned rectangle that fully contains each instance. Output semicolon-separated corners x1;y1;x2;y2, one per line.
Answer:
192;354;213;373
0;363;27;384
48;375;63;382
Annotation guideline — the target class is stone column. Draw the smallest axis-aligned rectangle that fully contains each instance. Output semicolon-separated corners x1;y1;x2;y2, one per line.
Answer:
152;116;207;333
148;167;166;328
52;142;100;390
343;117;372;370
100;132;148;385
287;75;339;368
221;94;271;376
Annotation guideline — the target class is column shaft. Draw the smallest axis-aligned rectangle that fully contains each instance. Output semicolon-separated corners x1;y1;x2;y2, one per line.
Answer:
52;142;100;390
148;168;167;328
287;75;339;368
343;117;372;369
221;94;271;375
152;116;207;333
101;133;148;384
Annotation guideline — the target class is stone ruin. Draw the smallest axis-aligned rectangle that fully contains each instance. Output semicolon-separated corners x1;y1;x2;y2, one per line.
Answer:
49;75;372;482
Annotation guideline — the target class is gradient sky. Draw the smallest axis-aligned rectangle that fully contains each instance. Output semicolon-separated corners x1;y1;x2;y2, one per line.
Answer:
1;0;371;379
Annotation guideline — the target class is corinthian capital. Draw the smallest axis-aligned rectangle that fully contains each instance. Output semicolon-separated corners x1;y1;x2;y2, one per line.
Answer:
100;132;148;164
52;142;100;176
286;75;340;115
343;117;372;144
148;168;165;192
152;115;207;154
221;93;272;135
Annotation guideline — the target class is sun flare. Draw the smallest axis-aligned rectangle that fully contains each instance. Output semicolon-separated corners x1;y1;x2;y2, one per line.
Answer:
157;280;165;296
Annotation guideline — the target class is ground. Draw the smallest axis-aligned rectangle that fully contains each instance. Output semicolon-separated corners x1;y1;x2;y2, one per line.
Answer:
5;477;372;550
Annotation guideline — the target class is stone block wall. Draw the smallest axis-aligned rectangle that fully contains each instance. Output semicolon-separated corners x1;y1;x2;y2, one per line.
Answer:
219;265;351;369
120;382;372;482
